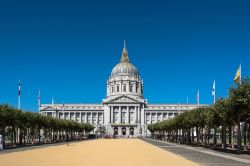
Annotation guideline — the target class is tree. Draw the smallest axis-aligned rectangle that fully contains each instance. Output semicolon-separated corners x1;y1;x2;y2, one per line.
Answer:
230;78;250;153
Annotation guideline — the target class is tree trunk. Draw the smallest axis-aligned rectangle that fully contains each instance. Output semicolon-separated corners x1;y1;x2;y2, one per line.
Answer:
175;129;178;143
208;127;210;146
243;118;247;151
229;126;232;146
213;127;217;149
196;126;199;146
187;128;191;145
248;123;250;148
231;125;235;149
31;128;34;144
204;127;208;147
237;114;241;154
44;129;47;143
3;125;6;149
181;129;184;144
38;128;41;144
191;128;194;145
222;123;226;151
13;126;16;146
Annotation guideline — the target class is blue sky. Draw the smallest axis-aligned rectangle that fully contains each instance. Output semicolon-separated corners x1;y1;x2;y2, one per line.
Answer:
0;0;249;112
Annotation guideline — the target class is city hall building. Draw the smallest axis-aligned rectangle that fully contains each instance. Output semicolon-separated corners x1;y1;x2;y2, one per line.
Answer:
40;45;199;136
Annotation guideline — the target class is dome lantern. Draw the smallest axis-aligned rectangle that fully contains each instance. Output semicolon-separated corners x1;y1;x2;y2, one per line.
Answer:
110;42;139;78
120;40;129;63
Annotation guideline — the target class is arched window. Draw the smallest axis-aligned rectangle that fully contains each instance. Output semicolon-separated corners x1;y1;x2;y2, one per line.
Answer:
117;86;119;92
130;85;133;92
123;85;126;92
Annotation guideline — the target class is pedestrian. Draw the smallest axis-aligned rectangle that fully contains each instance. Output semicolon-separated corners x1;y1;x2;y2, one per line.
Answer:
0;134;3;151
66;132;70;146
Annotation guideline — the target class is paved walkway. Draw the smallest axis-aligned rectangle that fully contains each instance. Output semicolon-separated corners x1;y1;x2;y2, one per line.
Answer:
0;139;198;166
143;138;250;166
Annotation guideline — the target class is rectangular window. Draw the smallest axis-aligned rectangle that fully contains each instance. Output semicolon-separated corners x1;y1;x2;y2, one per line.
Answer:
129;112;134;124
122;112;126;124
123;85;126;92
130;85;133;92
117;86;119;92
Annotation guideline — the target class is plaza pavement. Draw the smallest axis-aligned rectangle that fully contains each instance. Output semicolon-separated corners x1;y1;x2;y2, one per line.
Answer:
143;138;250;166
0;139;198;166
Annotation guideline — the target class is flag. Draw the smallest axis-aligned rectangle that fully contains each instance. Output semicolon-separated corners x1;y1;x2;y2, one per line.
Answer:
212;80;215;96
37;90;40;106
18;80;21;110
18;80;21;96
234;64;241;84
196;90;200;106
212;80;216;103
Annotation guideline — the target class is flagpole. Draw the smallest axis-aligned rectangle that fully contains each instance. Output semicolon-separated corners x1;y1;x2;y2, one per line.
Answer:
17;80;21;145
18;95;20;110
213;90;216;104
213;80;216;104
240;63;242;85
18;80;21;110
197;90;200;107
38;90;41;112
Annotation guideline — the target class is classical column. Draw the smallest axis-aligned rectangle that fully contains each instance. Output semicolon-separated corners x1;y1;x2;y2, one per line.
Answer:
138;107;141;123
80;112;82;123
126;106;129;124
109;107;111;124
150;112;152;124
141;105;145;125
127;83;129;93
119;106;121;124
91;112;93;124
86;112;88;123
111;107;113;124
97;112;99;124
102;113;104;124
135;106;138;124
161;113;163;121
74;112;76;121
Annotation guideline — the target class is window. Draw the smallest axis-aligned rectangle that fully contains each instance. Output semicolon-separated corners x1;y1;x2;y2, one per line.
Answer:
122;112;126;124
123;85;126;92
117;86;119;92
112;87;114;93
130;85;133;92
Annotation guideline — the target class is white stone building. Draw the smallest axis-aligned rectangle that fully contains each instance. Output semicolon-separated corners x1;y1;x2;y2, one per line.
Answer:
40;45;200;137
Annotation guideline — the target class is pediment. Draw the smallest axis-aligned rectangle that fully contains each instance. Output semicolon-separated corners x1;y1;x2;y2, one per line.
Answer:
108;95;140;103
41;106;54;111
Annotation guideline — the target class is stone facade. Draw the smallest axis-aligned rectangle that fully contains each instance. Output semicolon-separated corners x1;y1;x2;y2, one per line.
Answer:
40;44;201;137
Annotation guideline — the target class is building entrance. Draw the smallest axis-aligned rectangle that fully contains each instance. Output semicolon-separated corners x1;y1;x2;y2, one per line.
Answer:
129;127;134;136
113;127;118;136
122;127;126;136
